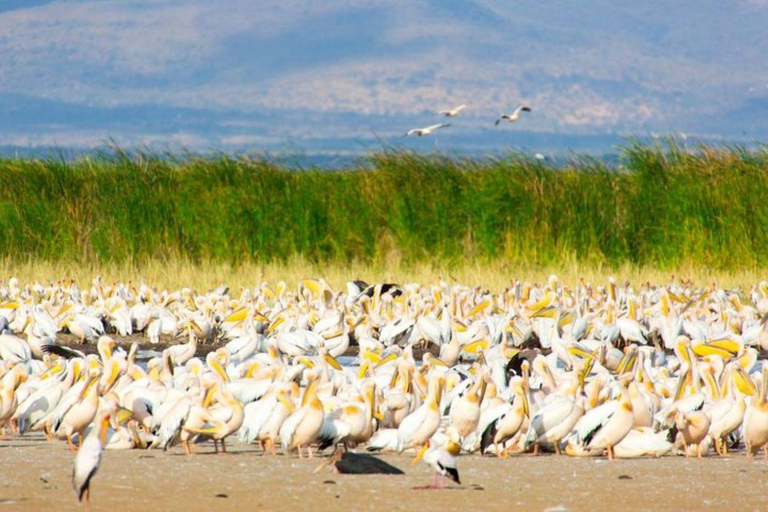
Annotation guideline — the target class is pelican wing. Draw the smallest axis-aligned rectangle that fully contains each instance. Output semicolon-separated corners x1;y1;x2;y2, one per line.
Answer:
153;397;191;450
576;401;618;446
280;406;309;449
397;404;427;451
239;395;278;443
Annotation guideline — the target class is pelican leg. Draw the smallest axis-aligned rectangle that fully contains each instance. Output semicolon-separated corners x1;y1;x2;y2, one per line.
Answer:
307;445;314;459
257;440;264;452
183;440;191;456
714;438;721;456
607;445;614;461
298;446;304;459
262;439;271;457
763;446;768;460
495;442;502;458
67;434;78;453
213;440;219;454
221;438;227;453
78;434;84;449
83;487;90;512
532;443;539;456
683;443;689;458
746;442;753;460
697;443;702;459
722;439;728;456
554;443;561;456
44;425;52;441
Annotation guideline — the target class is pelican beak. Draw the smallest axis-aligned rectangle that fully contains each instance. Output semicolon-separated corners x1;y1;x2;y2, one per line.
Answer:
115;407;134;425
203;384;218;408
503;347;521;359
616;351;637;375
411;443;430;466
522;391;530;418
429;357;448;368
267;316;285;335
325;354;343;371
298;357;315;369
376;352;398;368
357;361;370;380
734;366;757;396
568;345;597;361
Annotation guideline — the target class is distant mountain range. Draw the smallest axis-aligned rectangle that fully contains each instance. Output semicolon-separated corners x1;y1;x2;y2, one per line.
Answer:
0;1;766;154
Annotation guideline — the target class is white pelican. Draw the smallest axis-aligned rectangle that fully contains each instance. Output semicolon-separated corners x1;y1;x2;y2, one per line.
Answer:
405;123;450;137
675;410;711;458
573;379;634;460
411;439;461;489
745;365;768;458
437;104;467;117
72;411;110;511
495;105;531;126
279;373;324;458
397;376;444;451
448;371;488;438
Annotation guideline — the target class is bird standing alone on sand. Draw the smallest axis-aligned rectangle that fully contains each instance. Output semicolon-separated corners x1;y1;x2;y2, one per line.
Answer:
72;411;111;511
412;439;461;489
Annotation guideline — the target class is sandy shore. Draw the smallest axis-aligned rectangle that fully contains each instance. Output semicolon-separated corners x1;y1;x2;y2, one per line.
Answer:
2;434;768;511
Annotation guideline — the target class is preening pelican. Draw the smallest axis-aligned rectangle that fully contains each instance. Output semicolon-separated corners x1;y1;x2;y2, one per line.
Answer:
405;123;450;137
495;105;531;126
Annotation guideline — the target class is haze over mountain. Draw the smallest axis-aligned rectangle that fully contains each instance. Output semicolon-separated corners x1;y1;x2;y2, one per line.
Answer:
1;1;766;155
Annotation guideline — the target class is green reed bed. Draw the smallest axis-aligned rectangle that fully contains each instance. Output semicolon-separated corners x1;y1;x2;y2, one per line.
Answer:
0;141;766;270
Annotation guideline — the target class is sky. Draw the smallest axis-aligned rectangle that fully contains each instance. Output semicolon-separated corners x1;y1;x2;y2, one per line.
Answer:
0;0;767;155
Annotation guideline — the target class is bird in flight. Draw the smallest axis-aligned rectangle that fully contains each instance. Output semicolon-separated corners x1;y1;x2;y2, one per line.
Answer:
405;123;451;137
437;104;468;117
495;105;531;126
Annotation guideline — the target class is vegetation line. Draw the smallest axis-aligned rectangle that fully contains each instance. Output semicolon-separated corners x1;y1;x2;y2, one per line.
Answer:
1;139;766;271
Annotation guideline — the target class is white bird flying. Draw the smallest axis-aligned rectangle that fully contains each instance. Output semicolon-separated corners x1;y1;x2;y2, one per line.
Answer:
495;105;531;126
437;104;467;117
405;123;450;137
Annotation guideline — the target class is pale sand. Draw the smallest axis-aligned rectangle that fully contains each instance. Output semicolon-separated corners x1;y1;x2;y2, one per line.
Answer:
2;434;768;511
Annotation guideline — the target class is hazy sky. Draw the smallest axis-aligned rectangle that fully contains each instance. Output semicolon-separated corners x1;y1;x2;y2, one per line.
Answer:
1;1;766;152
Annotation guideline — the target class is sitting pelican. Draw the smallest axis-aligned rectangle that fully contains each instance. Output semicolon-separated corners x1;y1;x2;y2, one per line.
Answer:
573;378;634;460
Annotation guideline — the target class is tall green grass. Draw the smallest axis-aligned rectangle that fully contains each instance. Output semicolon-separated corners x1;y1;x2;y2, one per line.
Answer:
1;140;767;271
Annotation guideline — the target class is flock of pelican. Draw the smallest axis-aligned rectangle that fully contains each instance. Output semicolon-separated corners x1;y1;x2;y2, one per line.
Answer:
2;275;768;508
405;103;532;137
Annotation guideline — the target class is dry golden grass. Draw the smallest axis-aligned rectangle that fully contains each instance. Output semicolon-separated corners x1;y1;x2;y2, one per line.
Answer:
0;257;764;293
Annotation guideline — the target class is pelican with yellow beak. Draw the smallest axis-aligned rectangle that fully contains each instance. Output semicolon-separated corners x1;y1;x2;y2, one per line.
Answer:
279;373;325;458
397;376;445;452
